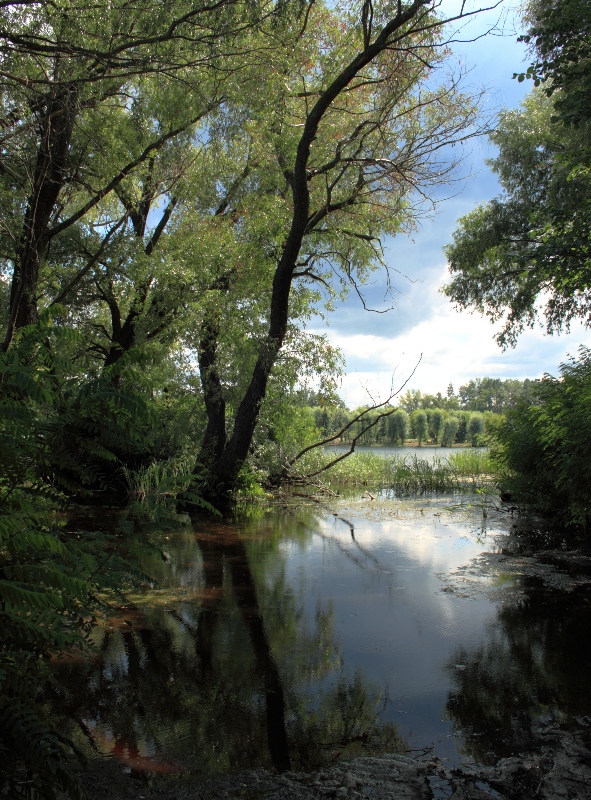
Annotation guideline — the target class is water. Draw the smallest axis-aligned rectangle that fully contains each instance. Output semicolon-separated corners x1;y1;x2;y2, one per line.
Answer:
52;496;591;777
325;444;486;462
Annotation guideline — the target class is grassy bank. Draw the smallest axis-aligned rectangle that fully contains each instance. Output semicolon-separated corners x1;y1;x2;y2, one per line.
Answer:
296;449;494;494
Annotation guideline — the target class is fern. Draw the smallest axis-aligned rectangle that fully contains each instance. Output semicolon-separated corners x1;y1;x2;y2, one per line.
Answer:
0;318;202;798
0;330;94;798
0;697;86;800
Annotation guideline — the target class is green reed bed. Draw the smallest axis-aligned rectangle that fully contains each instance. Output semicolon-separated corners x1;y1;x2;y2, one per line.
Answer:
318;449;494;494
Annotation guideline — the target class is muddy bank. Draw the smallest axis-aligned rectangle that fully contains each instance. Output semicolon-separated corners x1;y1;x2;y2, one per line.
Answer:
78;730;591;800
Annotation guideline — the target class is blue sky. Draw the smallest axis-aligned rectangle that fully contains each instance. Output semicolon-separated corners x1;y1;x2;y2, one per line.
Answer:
310;1;590;408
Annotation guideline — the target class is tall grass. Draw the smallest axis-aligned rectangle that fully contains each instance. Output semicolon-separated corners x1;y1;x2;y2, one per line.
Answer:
299;449;494;494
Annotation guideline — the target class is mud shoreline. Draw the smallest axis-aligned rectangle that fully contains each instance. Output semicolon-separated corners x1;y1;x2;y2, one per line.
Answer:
77;731;591;800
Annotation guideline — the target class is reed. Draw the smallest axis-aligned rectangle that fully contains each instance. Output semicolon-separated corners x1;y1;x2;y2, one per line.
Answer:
311;449;494;494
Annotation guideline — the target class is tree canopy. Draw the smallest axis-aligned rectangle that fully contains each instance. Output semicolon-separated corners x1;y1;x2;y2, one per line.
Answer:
517;0;591;127
0;0;487;503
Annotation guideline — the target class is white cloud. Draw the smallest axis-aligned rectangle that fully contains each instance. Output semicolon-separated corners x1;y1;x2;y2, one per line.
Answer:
317;288;590;408
305;7;591;409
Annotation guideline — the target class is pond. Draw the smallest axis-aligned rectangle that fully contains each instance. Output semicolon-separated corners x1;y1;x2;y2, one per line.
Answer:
52;495;591;780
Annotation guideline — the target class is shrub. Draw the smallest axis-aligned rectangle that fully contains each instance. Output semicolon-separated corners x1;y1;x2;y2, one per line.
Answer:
489;346;591;528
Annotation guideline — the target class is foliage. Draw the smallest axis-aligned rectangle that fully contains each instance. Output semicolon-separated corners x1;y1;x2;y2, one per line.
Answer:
440;415;460;447
0;344;90;798
488;346;591;528
444;0;591;347
1;0;489;506
0;513;91;800
457;377;536;412
389;409;409;446
517;0;591;127
398;379;534;414
467;412;485;447
444;90;591;347
428;408;444;443
410;410;428;445
0;327;164;798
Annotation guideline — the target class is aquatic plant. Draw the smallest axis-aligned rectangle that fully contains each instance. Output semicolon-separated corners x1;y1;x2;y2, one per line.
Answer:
292;448;493;494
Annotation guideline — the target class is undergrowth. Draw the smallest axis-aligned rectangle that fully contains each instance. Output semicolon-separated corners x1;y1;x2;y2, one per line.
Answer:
0;321;162;799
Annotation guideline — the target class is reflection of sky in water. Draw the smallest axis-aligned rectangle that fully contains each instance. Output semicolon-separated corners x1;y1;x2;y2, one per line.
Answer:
282;498;505;762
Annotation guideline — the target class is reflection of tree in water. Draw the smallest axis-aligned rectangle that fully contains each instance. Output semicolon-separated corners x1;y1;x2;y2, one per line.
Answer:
445;579;591;765
52;512;402;775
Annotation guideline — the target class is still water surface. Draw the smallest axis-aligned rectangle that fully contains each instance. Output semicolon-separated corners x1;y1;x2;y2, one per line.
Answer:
53;496;591;777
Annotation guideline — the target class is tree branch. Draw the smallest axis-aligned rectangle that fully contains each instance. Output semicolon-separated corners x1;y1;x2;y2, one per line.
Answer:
47;109;216;240
285;356;422;480
49;217;126;307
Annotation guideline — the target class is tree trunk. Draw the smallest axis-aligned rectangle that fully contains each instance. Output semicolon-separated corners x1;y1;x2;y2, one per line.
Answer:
196;312;227;465
3;85;78;350
191;0;433;506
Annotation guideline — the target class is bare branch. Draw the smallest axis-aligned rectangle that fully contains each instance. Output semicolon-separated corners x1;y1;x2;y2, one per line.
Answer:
285;356;422;479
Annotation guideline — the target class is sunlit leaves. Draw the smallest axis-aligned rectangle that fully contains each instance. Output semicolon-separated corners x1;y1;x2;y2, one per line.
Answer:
444;90;591;347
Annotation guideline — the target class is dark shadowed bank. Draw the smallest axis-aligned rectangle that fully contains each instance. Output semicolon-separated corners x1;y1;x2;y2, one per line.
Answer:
74;736;591;800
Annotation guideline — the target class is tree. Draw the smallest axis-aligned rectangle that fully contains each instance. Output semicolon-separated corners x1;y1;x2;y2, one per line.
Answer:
399;389;423;413
186;0;487;501
411;410;428;446
429;408;444;443
467;412;485;446
444;90;591;347
440;415;459;447
444;0;591;347
0;0;490;507
389;409;409;445
456;377;532;412
0;0;280;351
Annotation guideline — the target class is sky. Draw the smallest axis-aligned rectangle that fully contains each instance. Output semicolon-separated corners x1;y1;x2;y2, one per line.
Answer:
309;0;591;408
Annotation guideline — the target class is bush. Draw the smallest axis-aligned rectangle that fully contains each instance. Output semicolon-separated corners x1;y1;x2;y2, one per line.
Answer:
488;347;591;528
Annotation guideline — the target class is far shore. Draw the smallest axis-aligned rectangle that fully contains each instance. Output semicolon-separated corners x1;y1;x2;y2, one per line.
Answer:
325;441;482;448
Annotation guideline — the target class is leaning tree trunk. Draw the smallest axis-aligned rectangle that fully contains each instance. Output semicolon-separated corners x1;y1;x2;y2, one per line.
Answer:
193;0;430;507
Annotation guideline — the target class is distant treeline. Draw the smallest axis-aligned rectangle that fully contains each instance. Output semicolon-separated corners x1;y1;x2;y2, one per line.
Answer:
296;377;536;447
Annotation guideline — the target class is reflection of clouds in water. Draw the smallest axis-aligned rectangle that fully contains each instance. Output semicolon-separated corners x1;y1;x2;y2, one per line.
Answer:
284;499;501;744
313;501;499;575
